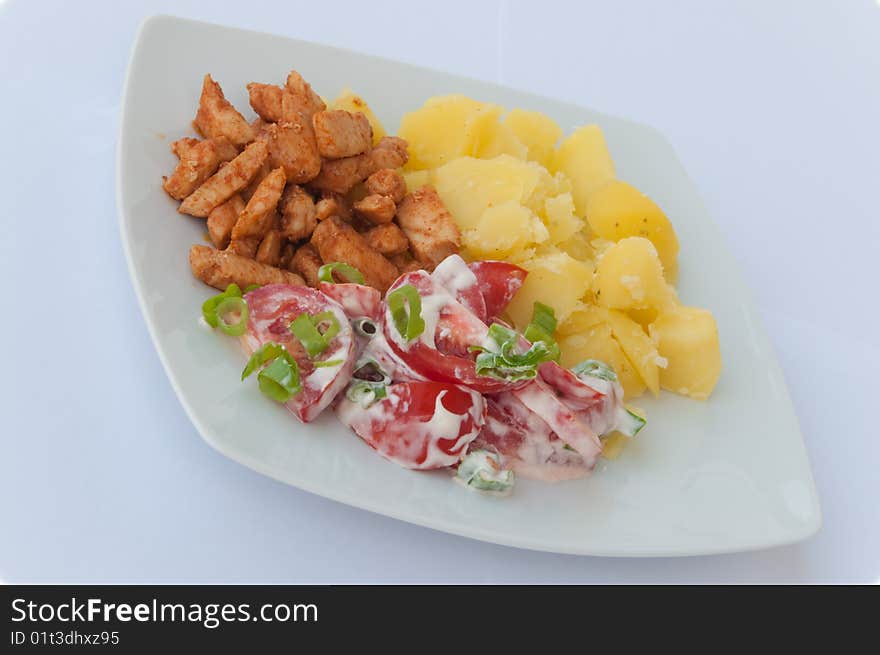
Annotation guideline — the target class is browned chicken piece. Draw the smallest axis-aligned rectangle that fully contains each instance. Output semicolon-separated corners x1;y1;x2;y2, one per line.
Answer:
179;141;269;217
170;137;200;158
364;223;409;256
279;242;296;270
255;229;283;267
395;186;461;270
279;184;317;241
285;70;326;117
247;83;284;122
206;194;245;249
389;251;423;274
251;118;271;143
312;110;372;159
190;244;304;290
226;237;259;258
290;243;323;287
370;136;409;170
163;137;238;201
230;167;287;245
267;115;321;184
353;194;396;225
308;152;374;195
193;74;255;148
241;160;271;202
315;191;352;222
364;168;407;203
311;217;399;292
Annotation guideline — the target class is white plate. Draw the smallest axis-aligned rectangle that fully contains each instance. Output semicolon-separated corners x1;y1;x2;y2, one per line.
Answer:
117;15;821;556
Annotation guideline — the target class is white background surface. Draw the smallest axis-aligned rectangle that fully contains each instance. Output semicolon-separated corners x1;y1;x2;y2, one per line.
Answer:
1;0;877;583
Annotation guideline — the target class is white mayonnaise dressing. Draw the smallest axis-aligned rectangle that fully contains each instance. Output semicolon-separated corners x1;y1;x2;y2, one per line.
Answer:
431;254;478;296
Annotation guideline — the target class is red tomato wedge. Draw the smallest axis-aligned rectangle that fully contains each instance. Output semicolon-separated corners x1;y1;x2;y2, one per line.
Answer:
383;271;528;394
512;379;602;466
468;261;527;321
473;393;593;482
431;254;487;323
243;284;355;423
336;381;485;470
318;282;382;321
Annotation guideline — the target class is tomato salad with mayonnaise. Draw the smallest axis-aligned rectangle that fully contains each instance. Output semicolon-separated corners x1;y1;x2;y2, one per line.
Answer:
201;254;646;495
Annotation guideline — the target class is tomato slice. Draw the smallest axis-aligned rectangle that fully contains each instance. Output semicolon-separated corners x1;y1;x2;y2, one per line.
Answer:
473;393;593;482
336;381;485;470
468;261;527;321
243;284;355;423
512;379;602;465
431;254;487;322
383;271;527;394
318;282;382;321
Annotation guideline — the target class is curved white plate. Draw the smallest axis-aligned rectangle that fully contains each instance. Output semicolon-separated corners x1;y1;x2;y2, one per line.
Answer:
117;15;821;556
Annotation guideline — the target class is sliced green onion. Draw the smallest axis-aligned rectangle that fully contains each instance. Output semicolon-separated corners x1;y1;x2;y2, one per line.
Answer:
313;358;343;368
214;296;249;336
257;357;301;402
616;406;647;437
318;262;365;285
241;342;301;403
353;317;378;338
455;450;514;494
346;380;388;408
289;312;341;358
387;284;425;341
470;323;554;381
242;342;287;381
202;283;243;329
523;301;560;362
572;359;618;382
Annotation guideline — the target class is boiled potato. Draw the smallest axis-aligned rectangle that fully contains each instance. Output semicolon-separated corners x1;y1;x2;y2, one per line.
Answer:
586;180;679;279
463;202;547;259
649;306;721;399
503;109;562;167
551;125;615;216
594;237;673;311
600;433;630;460
556;229;595;261
558;323;646;399
543;192;582;244
472;109;528;160
433;155;542;230
506;251;593;328
398;95;487;169
402;169;432;193
556;303;609;336
606;310;662;396
330;89;386;145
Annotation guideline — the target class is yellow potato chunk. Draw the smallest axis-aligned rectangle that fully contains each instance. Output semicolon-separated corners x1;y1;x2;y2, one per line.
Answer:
606;310;662;396
402;170;432;194
543;192;582;244
600;433;630;460
649;306;721;400
463;202;547;259
594;237;673;310
506;251;593;329
330;89;386;145
472;107;528;160
586;180;679;280
432;155;543;230
398;95;489;169
556;303;609;336
551;125;615;215
503;109;562;167
558;324;646;399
